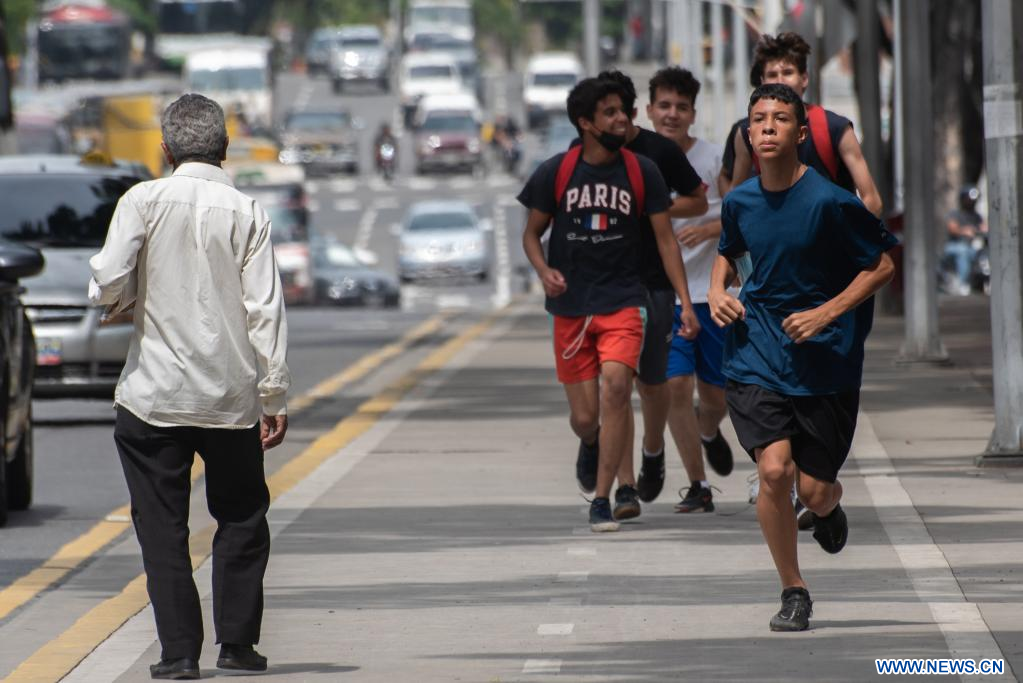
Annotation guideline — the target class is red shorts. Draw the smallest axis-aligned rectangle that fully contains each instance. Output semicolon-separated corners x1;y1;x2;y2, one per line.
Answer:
553;308;646;384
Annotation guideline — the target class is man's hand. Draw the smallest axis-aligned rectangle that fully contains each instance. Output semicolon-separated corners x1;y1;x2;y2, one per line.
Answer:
708;289;745;328
782;306;833;344
678;306;701;340
539;267;567;297
675;224;718;249
261;414;288;450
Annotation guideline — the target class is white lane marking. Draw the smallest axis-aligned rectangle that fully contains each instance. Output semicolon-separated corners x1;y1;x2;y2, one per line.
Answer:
548;597;583;606
571;527;590;536
368;176;389;192
555;571;588;583
436;294;471;310
330;178;358;194
537;623;574;636
491;202;511;309
304;180;320;194
448;176;474;190
567;547;596;557
407;177;437;191
333;198;361;212
354;206;378;252
307;199;321;213
294;82;314;110
522;659;562;674
374;196;402;210
65;309;528;683
852;412;1009;673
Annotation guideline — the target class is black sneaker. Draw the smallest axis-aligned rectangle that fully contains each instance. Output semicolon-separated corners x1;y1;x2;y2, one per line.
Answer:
613;485;641;520
150;658;200;680
769;587;813;632
674;483;714;513
795;500;816;531
636;451;665;502
702;430;734;476
576;435;599;494
589;497;620;532
217;644;268;672
812;503;849;554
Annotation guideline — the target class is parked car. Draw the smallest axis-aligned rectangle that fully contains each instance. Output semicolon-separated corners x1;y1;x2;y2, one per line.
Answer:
330;25;390;93
523;52;583;129
0;241;45;527
230;164;315;306
0;155;148;399
397;201;491;282
414;93;483;175
312;239;400;308
278;108;360;176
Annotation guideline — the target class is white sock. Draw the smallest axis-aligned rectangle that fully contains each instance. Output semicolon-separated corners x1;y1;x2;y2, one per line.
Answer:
699;480;710;489
642;447;663;458
700;431;717;443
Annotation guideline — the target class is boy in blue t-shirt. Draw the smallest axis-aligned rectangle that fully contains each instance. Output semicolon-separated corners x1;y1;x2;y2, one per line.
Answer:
708;84;898;632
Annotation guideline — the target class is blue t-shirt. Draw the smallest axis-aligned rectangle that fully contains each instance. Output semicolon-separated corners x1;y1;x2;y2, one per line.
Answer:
718;168;899;395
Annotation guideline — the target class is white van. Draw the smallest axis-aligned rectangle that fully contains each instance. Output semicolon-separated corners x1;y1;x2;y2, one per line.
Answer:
405;0;474;45
185;46;273;129
399;52;464;126
523;52;583;129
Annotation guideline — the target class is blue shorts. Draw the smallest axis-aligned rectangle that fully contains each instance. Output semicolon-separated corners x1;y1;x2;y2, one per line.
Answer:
666;303;726;387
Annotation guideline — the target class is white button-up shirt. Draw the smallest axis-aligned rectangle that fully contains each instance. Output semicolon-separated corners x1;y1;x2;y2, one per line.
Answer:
88;162;290;428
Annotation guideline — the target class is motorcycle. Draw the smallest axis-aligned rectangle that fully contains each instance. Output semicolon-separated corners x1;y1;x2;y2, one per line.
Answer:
939;233;989;295
377;140;397;182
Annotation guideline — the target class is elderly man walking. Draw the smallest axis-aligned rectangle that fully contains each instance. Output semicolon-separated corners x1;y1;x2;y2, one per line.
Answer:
89;94;290;680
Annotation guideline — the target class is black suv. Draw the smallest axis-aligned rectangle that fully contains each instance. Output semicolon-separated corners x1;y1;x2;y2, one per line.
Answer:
0;241;45;526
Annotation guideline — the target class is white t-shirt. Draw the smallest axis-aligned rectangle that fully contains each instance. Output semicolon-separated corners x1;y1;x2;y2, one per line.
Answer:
672;137;724;304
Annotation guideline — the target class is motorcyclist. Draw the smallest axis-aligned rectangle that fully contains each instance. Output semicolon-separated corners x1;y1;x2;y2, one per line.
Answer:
492;115;522;173
374;123;397;170
943;186;987;295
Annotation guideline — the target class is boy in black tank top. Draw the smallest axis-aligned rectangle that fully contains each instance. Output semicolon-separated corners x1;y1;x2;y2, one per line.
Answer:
519;77;699;532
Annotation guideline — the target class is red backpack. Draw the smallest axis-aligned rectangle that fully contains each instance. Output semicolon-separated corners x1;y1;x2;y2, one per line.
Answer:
749;104;838;180
552;145;646;216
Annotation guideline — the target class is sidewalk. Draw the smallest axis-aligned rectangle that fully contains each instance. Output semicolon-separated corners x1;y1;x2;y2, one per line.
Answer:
76;294;1019;682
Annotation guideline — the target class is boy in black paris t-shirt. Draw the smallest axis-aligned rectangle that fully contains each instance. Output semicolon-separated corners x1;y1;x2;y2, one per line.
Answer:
519;77;699;532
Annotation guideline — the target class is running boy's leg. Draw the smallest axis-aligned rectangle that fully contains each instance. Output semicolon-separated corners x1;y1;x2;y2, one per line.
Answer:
596;361;635;498
562;380;600;444
755;439;804;590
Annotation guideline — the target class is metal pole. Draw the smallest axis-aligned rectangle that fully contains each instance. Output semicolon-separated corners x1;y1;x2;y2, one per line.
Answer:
979;0;1023;464
733;2;748;121
855;0;887;210
897;0;946;363
892;0;904;212
651;0;664;61
583;0;600;76
690;0;703;83
710;0;724;143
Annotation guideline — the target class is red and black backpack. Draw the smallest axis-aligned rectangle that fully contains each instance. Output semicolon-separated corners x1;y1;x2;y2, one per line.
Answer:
552;145;646;217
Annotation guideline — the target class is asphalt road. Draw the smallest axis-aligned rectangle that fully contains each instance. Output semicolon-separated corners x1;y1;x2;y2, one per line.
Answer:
0;65;540;602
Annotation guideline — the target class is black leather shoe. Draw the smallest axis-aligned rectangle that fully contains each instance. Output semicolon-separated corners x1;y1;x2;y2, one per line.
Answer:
149;658;200;680
217;644;268;672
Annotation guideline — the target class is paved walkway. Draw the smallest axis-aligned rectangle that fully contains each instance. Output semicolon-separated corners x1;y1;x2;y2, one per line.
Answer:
65;294;1020;682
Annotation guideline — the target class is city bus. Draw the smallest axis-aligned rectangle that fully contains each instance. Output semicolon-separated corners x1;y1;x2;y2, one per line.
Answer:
37;3;132;83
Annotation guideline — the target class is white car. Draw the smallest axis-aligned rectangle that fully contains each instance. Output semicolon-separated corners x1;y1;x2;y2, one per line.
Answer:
404;0;474;46
185;46;273;129
399;53;464;127
397;201;491;282
523;52;583;129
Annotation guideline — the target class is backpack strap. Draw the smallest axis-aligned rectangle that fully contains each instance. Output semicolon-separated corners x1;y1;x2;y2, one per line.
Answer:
554;146;582;207
806;104;838;180
621;148;645;216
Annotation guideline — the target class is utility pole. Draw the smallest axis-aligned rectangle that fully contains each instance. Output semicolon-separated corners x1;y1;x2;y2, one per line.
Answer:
732;1;748;121
897;0;946;363
583;0;600;76
855;0;887;209
710;0;724;143
979;0;1023;465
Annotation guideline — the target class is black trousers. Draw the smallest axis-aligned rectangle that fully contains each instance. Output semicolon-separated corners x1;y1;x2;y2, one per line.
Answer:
114;406;271;661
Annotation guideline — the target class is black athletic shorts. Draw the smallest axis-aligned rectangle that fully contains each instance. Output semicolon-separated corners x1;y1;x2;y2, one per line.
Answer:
637;288;675;386
724;380;860;483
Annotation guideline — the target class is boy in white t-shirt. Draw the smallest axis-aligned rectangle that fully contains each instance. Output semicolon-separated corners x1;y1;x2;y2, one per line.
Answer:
637;67;736;513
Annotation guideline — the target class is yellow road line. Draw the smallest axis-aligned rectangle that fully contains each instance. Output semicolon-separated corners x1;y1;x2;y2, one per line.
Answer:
0;313;447;626
5;311;500;683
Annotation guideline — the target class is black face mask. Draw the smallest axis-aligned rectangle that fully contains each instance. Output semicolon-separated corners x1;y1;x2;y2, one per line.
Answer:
594;128;627;152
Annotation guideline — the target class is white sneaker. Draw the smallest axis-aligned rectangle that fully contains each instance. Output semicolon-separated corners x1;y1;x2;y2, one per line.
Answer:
747;472;759;504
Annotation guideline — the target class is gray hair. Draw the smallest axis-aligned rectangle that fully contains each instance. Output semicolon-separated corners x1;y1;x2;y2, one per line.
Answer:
161;94;227;163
